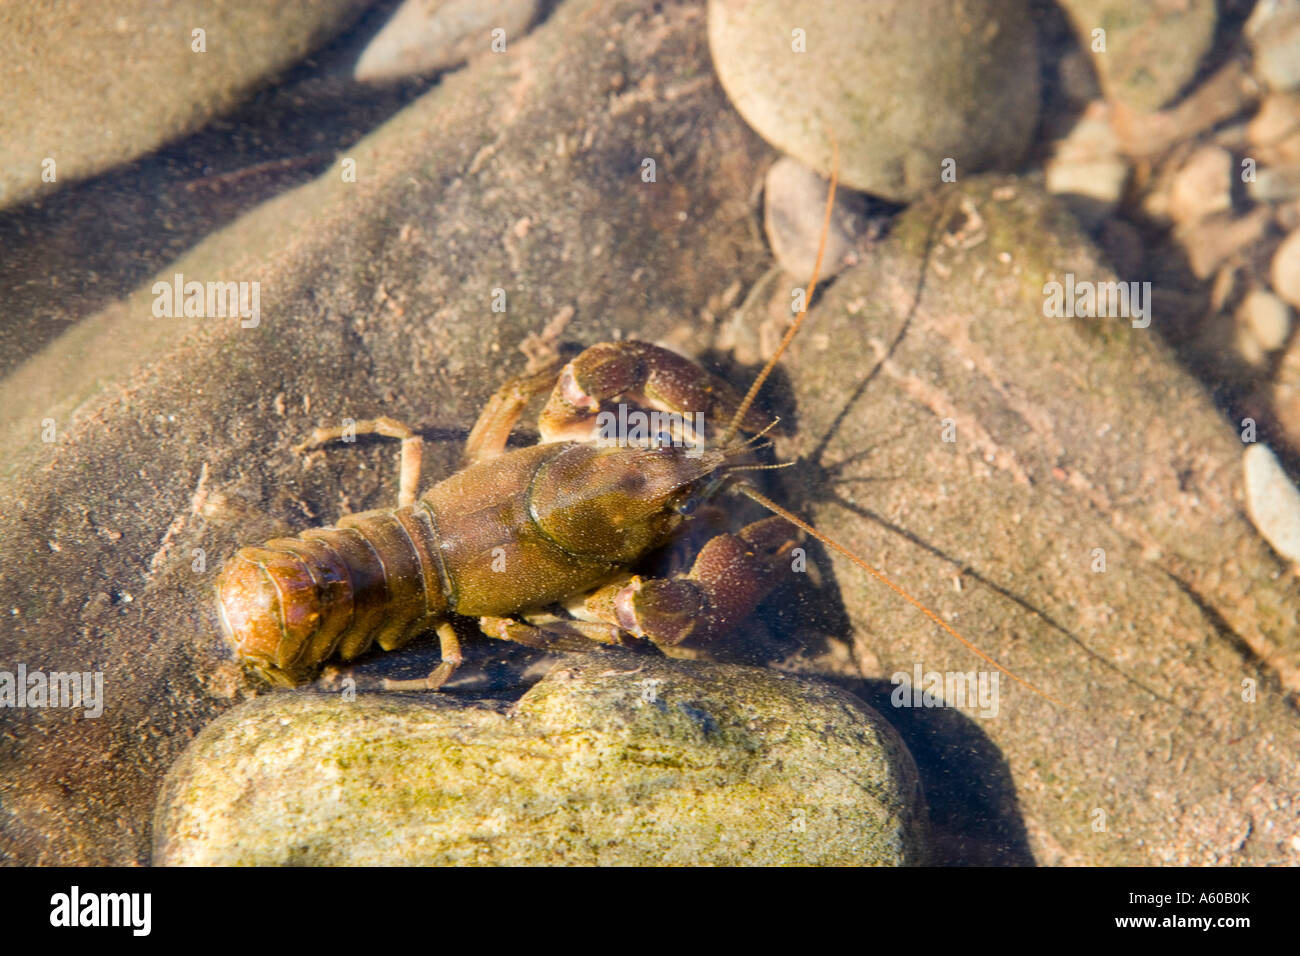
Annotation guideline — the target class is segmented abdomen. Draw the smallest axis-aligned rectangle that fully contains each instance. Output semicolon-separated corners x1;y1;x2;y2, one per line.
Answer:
217;440;661;685
216;506;449;686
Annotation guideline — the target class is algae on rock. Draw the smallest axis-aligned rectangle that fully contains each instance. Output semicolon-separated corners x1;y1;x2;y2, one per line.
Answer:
154;653;929;866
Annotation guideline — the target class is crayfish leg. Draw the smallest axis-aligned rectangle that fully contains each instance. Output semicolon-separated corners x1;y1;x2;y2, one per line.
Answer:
462;356;569;465
382;621;463;692
477;615;644;653
294;416;424;509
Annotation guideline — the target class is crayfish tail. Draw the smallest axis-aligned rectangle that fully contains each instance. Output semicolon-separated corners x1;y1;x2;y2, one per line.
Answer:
215;505;448;686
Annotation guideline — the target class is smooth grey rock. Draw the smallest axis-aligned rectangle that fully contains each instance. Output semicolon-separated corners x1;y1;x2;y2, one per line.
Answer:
1245;443;1300;564
1058;0;1217;113
0;0;373;210
707;0;1040;201
763;156;866;281
353;0;542;82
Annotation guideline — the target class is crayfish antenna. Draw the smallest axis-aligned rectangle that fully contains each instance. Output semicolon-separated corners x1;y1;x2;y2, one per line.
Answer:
737;485;1064;709
722;132;840;447
720;132;1060;708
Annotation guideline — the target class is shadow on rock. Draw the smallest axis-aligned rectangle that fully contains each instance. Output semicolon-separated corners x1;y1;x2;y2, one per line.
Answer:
830;677;1035;866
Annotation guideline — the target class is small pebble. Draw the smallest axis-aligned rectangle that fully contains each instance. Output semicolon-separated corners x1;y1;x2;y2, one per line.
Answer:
763;157;865;281
1246;0;1299;40
1278;199;1300;234
1248;93;1300;147
1239;289;1293;353
1044;106;1128;228
1244;443;1300;564
1181;208;1273;279
1247;0;1300;91
1249;163;1300;202
354;0;541;82
1169;146;1233;226
1266;132;1300;167
1237;320;1268;368
1270;229;1300;309
1210;262;1241;314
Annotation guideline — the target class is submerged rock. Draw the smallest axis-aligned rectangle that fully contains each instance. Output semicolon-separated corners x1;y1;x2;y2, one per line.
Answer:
353;0;542;82
0;0;373;209
707;0;1040;201
1272;230;1300;310
1247;0;1300;92
763;156;868;281
10;0;1300;870
1058;0;1217;113
781;176;1300;864
1043;103;1129;228
1238;289;1293;355
154;653;928;865
1244;443;1300;565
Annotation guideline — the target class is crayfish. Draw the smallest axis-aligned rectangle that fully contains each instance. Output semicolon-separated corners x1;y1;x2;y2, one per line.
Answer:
216;160;1059;705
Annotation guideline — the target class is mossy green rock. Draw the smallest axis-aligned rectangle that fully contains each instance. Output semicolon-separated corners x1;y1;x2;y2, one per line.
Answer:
707;0;1040;200
153;654;927;865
